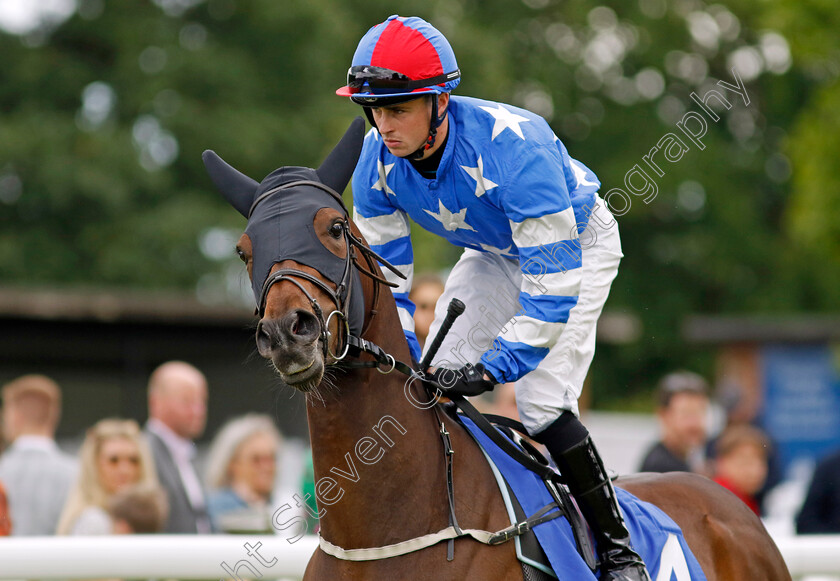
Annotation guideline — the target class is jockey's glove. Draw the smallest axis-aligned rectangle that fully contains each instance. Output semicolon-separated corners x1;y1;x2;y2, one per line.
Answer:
431;363;497;397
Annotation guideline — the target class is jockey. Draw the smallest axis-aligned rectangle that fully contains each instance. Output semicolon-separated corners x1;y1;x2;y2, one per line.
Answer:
337;15;649;581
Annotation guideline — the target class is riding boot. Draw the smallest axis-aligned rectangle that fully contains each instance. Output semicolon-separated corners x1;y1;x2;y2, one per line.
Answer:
535;414;651;581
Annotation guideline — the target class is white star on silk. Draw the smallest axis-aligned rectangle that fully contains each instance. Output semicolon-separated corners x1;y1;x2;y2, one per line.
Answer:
424;200;476;232
570;159;598;187
372;160;395;196
480;104;530;141
479;242;513;256
460;155;498;197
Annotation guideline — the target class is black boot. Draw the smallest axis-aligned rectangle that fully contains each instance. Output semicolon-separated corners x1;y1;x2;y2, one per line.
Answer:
536;415;651;581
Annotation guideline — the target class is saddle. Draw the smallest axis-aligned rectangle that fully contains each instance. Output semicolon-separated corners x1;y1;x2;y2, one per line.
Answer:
446;403;597;577
450;404;708;581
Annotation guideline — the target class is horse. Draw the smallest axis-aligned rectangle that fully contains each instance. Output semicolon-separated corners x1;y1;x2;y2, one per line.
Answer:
203;117;791;581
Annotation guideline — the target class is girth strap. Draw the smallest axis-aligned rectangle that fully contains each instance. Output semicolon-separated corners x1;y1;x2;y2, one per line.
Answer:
487;502;565;545
317;495;563;562
318;526;495;562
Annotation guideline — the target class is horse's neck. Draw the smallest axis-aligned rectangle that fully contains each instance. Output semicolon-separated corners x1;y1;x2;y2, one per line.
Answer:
306;300;449;547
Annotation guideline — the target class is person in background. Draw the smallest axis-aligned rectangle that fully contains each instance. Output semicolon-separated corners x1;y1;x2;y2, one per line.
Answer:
0;416;7;454
639;371;710;474
706;378;782;514
0;480;11;535
408;272;445;350
204;413;282;532
144;361;212;534
796;447;840;533
711;424;771;517
108;482;169;534
56;418;158;535
0;374;77;535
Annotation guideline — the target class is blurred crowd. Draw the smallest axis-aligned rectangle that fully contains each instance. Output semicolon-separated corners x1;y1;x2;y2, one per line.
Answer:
636;369;840;534
0;272;837;545
0;274;453;542
0;362;311;540
638;370;777;517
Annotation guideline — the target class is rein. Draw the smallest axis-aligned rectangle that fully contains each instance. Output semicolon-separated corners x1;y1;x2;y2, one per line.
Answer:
254;181;572;562
317;334;574;562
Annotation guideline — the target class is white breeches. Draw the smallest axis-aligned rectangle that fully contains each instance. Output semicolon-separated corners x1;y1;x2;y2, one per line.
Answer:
424;196;622;434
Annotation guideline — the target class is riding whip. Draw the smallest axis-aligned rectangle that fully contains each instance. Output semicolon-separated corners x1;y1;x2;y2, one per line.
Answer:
419;298;465;371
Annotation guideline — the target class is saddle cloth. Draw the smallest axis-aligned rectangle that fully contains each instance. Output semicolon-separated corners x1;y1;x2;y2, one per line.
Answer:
460;416;708;580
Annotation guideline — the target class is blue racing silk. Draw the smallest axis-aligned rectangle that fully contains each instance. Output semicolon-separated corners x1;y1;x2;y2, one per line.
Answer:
352;95;601;382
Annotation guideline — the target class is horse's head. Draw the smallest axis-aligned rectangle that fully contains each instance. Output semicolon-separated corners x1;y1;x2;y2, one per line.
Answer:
202;117;381;391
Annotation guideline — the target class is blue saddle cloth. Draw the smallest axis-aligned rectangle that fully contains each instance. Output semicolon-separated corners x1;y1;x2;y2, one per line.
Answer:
460;416;708;580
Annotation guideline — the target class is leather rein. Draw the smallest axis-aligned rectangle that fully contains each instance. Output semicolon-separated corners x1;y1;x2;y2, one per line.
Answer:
252;180;572;562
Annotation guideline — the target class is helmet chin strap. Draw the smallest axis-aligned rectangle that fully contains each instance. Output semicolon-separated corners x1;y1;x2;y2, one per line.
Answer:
407;94;444;160
362;95;448;161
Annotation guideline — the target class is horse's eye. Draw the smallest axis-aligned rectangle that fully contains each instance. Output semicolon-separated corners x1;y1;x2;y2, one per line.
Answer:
236;248;248;263
329;221;345;239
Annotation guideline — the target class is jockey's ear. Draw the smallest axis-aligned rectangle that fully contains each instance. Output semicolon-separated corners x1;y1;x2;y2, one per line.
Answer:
202;150;259;218
316;116;365;195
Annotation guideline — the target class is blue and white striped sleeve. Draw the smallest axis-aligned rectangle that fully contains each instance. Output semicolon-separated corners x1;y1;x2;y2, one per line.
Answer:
352;171;421;362
480;144;582;383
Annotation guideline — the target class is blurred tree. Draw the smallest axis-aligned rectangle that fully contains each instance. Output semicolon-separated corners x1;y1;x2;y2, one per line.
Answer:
0;0;835;407
474;0;839;405
758;0;840;274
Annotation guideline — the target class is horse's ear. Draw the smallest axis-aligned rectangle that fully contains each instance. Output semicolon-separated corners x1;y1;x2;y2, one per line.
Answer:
202;150;259;218
316;116;366;194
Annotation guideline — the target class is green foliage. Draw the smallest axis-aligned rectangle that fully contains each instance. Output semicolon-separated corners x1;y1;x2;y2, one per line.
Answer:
0;0;836;407
759;0;840;276
786;82;840;259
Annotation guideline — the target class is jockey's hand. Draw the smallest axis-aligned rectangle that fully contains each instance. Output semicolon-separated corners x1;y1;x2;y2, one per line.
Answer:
431;363;497;397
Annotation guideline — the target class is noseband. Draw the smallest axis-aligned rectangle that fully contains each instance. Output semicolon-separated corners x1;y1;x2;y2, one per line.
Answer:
252;179;405;364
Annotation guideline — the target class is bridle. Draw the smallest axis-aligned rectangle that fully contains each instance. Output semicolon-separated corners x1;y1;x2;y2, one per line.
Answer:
249;180;577;564
250;179;407;367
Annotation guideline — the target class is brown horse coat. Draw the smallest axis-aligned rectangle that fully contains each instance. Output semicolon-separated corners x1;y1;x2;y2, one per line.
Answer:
205;118;791;581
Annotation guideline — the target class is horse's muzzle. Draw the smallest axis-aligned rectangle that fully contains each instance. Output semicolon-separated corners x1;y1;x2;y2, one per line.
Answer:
256;310;325;389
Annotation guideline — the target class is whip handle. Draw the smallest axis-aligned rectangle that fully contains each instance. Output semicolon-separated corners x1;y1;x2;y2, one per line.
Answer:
419;298;465;371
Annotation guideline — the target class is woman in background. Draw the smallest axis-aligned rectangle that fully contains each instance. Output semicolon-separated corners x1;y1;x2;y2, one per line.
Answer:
56;418;158;535
204;414;282;532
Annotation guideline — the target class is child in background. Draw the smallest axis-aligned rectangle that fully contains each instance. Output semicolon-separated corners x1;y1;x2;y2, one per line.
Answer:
108;483;169;534
712;424;771;516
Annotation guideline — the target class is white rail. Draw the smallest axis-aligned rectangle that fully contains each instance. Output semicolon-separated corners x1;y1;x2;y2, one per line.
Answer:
0;534;836;579
0;534;318;580
774;536;840;578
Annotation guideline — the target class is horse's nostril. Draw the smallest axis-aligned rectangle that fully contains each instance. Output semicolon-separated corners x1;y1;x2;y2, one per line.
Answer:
256;321;273;355
289;309;320;341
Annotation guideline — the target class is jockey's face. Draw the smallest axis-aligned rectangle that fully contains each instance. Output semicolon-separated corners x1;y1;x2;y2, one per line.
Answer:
371;93;449;159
